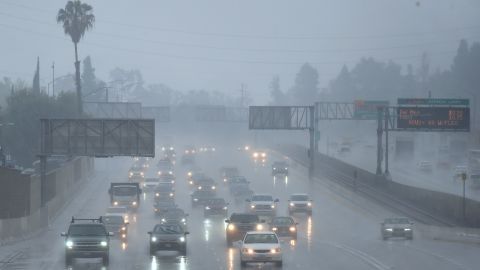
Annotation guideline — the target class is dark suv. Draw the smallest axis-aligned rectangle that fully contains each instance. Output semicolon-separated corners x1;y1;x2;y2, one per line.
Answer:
272;161;288;176
61;217;113;267
225;213;264;246
148;222;189;256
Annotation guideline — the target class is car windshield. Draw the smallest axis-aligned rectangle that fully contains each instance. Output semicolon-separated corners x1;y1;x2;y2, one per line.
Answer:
273;162;287;167
102;216;124;225
106;207;127;214
153;224;184;234
291;195;309;201
112;186;137;196
155;185;174;192
130;165;142;171
385;218;410;224
252;195;273;201
68;224;106;236
145;178;159;183
272;217;294;225
207;198;225;205
230;214;259;223
244;234;278;244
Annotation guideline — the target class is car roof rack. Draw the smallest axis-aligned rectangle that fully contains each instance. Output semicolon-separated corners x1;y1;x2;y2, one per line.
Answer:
70;216;103;224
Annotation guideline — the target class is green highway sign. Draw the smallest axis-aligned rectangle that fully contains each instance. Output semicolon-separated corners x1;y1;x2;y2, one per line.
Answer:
354;100;389;120
397;98;469;106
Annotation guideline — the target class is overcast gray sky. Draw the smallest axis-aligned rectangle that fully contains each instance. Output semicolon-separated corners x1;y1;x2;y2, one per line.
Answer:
0;0;479;104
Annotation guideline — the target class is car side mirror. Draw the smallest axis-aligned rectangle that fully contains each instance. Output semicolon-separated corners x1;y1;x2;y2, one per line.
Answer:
246;199;251;202
147;231;152;235
125;222;130;225
60;232;67;237
184;232;190;235
225;220;230;223
295;222;299;225
108;232;114;237
274;199;279;202
260;219;266;223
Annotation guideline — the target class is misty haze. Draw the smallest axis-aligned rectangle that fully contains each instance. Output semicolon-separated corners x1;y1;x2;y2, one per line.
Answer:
0;0;480;269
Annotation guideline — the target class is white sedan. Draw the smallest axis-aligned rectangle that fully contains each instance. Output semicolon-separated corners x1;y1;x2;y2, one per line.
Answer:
239;231;282;267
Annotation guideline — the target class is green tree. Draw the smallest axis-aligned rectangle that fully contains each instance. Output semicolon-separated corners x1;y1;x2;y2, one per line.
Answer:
269;75;285;105
57;0;95;115
32;57;40;94
289;63;319;105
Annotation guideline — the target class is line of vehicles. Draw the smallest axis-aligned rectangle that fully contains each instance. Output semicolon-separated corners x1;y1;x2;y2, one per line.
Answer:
60;143;417;268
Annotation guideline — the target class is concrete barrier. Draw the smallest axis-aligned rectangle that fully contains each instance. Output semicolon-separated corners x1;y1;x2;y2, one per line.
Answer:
276;144;480;227
0;157;94;241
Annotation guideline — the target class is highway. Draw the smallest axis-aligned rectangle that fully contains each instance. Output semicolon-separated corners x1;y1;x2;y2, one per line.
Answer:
1;144;479;269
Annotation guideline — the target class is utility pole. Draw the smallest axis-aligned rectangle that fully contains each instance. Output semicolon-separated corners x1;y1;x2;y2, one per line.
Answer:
52;62;55;97
240;83;247;107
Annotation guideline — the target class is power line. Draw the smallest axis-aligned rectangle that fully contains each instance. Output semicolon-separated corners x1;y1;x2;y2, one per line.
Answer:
0;11;473;55
0;0;479;41
0;23;459;66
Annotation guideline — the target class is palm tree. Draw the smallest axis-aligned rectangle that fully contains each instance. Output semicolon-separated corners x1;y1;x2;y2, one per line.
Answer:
57;0;95;115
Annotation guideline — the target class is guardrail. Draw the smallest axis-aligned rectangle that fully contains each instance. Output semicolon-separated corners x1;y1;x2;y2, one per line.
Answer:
276;144;480;228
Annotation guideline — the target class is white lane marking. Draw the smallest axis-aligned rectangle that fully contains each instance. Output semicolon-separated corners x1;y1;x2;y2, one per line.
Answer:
322;241;391;270
406;245;470;270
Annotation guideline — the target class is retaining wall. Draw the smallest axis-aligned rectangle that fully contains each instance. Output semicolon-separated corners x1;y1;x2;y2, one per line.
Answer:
0;157;94;241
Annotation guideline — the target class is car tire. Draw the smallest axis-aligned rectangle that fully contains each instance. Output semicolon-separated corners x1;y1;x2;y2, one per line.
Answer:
180;246;187;256
275;261;283;267
102;255;109;266
149;246;156;256
240;260;247;267
65;255;73;267
408;234;413;240
382;236;388;240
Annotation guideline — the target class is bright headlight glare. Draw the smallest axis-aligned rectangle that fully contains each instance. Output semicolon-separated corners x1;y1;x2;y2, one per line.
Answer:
271;204;275;209
100;241;108;247
386;228;393;232
250;205;255;209
227;224;235;231
289;226;296;232
307;202;312;207
247;248;254;254
181;218;186;223
66;240;74;248
405;228;411;231
179;236;185;242
289;202;294;207
169;171;173;175
161;218;166;222
193;198;198;201
198;186;202;190
121;227;126;231
158;171;162;175
212;186;216;190
272;227;277;231
205;206;210;210
151;236;157;242
188;172;192;176
271;248;280;254
223;206;228;210
132;201;137;206
169;193;174;197
256;224;263;230
121;234;126;238
253;153;259;158
114;201;118;206
155;193;160;197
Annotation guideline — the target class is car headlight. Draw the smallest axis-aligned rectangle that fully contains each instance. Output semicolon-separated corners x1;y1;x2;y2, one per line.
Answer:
271;248;281;254
100;241;108;247
261;153;266;157
386;228;393;232
250;205;255;209
158;171;162;175
285;167;288;170
179;236;185;242
189;181;193;185
185;150;189;154
205;206;211;210
271;204;275;209
188;172;192;176
140;172;144;176
151;236;157;242
66;240;74;248
228;224;235;231
181;218;186;223
256;224;263;230
132;201;137;206
272;227;277;231
289;226;296;232
198;186;202;190
143;183;147;187
161;218;166;222
253;152;259;158
155;193;160;197
114;201;118;206
169;171;173;175
247;248;254;254
121;227;126;231
224;178;227;182
212;186;216;190
129;172;133;177
289;202;294;207
273;167;276;170
405;228;411;231
223;206;228;210
307;202;312;207
193;198;198;201
169;193;174;197
122;233;126;238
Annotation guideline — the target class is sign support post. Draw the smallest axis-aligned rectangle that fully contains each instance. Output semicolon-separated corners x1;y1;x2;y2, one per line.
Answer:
376;107;383;175
309;106;315;179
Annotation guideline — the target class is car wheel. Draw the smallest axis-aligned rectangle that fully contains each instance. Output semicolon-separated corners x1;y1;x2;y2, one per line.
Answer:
382;235;388;240
65;255;73;267
149;246;156;256
180;246;187;256
240;260;247;267
275;261;283;267
102;255;109;266
408;234;413;240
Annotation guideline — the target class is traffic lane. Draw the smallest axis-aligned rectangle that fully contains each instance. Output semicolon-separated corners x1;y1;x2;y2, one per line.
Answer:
262;151;480;270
